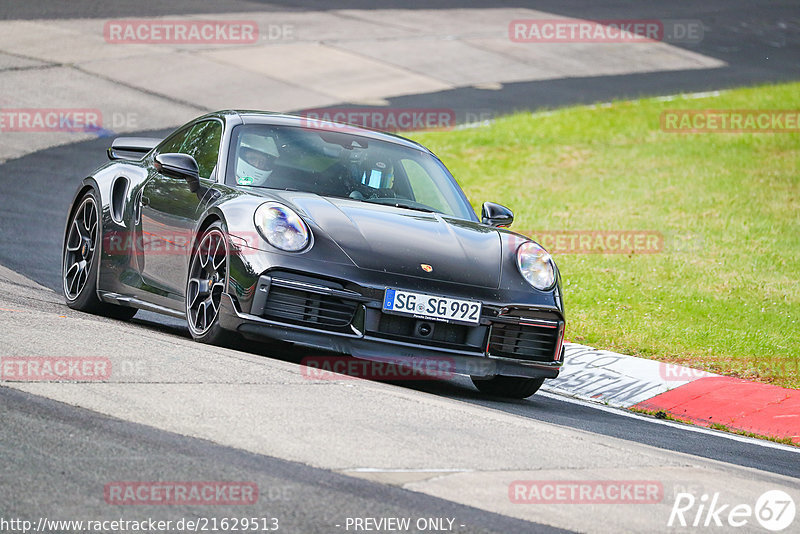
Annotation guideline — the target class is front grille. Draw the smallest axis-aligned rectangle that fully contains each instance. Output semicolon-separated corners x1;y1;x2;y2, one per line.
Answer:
376;313;470;346
262;286;358;328
488;322;560;362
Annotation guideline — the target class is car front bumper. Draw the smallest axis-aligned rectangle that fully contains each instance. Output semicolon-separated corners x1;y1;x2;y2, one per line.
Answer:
218;271;565;380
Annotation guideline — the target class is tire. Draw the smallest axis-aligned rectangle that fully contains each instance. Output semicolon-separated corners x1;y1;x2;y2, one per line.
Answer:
471;375;545;399
63;190;137;320
186;222;232;345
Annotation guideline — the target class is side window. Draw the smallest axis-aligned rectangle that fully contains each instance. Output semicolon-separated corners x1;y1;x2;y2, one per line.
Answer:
180;121;222;180
157;126;192;155
156;121;222;180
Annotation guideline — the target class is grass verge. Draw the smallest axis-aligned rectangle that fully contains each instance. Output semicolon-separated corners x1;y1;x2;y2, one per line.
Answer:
629;407;798;446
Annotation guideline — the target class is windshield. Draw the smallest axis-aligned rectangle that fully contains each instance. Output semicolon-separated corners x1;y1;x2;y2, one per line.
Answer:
226;124;477;220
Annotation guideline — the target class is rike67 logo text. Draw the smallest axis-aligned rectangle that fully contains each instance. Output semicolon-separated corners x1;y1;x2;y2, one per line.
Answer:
669;490;795;531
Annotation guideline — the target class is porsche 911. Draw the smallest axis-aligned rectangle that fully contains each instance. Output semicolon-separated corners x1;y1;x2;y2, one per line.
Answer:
62;111;565;398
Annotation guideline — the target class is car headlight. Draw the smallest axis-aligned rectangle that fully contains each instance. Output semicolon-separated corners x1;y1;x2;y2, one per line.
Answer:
516;241;555;290
254;202;310;252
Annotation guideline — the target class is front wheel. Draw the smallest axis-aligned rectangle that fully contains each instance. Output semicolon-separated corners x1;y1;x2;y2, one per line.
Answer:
186;223;232;345
471;375;545;399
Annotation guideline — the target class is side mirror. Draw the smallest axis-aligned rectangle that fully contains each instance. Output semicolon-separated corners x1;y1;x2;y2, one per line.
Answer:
481;202;514;228
154;153;200;193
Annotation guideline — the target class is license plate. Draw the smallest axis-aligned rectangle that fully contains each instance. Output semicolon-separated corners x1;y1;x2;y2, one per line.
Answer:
382;289;481;325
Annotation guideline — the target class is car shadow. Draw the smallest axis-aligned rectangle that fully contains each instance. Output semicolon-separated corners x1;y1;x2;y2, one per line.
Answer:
127;311;543;407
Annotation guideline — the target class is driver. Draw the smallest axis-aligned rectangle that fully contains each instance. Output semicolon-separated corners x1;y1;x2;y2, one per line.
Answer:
235;133;279;186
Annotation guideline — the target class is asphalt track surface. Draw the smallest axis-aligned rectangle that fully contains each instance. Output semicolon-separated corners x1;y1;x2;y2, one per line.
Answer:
2;1;800;532
4;0;798;109
1;386;565;533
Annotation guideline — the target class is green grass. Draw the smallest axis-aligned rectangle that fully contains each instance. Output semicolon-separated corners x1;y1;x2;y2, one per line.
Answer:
408;83;800;389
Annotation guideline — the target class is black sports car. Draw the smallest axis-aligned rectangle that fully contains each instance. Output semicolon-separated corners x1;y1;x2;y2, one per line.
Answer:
62;111;565;398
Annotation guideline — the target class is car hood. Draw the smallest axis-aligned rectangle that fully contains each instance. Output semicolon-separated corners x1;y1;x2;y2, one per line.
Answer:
273;192;502;288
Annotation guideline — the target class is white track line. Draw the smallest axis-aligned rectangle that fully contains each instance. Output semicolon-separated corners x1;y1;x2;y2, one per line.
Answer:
528;89;724;119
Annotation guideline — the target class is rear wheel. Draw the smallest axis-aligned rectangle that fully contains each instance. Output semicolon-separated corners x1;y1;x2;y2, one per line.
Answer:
63;190;137;320
471;375;545;399
186;223;232;345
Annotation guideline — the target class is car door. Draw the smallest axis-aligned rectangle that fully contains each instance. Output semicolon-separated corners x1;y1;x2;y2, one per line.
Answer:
139;120;223;309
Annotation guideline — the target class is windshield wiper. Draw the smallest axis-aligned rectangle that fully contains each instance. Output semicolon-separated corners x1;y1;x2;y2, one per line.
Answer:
363;197;437;213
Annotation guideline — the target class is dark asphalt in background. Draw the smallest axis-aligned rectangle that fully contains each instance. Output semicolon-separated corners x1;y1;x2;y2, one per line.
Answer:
0;387;565;534
307;1;800;119
3;1;798;114
1;2;799;529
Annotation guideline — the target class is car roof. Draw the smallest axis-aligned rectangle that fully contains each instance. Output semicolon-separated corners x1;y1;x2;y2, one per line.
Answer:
203;110;434;155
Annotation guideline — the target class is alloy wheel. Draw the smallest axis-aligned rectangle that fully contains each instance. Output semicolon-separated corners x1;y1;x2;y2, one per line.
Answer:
187;229;228;335
63;196;98;300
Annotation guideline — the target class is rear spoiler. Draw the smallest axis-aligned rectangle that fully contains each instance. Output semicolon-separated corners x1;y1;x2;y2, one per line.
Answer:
107;137;161;161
